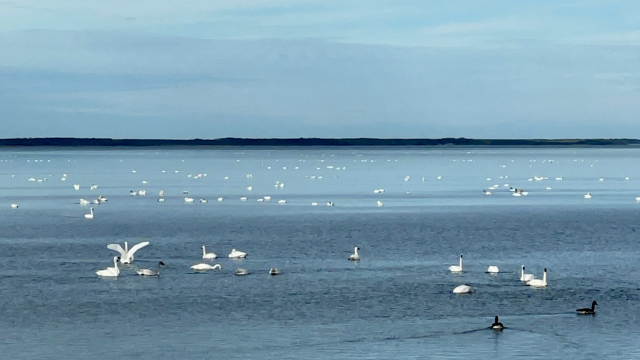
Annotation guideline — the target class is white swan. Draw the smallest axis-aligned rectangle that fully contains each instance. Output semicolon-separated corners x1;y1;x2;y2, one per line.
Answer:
487;266;499;273
107;241;150;264
202;245;217;259
453;284;472;294
79;198;90;206
449;255;463;272
349;246;360;261
269;268;280;275
527;268;547;287
84;207;94;219
137;261;165;276
191;263;221;271
585;192;592;199
10;203;18;209
73;184;80;191
184;197;194;203
520;265;535;282
229;249;247;258
377;200;384;207
235;268;249;276
96;256;120;277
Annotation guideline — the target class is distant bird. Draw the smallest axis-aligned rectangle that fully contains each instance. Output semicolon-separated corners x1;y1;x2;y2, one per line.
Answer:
202;246;217;259
490;316;504;330
449;255;463;272
235;268;249;276
10;203;18;209
483;190;492;195
585;192;592;199
349;246;360;261
377;200;384;207
526;268;548;287
84;207;94;219
137;261;165;276
453;284;472;294
96;257;120;277
229;249;247;259
487;266;499;273
191;263;221;271
269;268;280;275
184;197;194;202
577;301;598;315
107;241;149;264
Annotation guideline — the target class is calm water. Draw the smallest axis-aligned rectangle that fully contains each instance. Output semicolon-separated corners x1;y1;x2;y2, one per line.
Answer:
1;147;640;359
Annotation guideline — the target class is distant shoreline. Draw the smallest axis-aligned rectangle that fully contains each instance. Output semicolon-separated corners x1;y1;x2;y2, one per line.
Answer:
0;137;639;147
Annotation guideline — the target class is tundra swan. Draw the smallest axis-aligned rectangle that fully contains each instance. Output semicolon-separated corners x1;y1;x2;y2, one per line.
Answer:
229;249;247;259
202;246;217;259
576;301;597;315
84;207;94;219
585;192;592;199
235;268;249;275
269;268;280;275
137;261;165;276
453;284;472;294
10;203;18;209
96;257;120;277
191;263;221;271
349;247;360;261
526;268;547;287
449;255;463;272
487;266;499;273
107;241;150;264
520;265;535;282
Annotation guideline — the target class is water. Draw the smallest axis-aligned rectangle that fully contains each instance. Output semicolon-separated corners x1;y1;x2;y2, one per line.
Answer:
1;147;640;359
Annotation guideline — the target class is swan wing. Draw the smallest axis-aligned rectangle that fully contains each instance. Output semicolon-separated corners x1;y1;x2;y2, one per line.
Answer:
107;244;127;258
127;241;150;258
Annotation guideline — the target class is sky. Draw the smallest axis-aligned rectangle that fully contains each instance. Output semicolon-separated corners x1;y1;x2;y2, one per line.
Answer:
1;0;639;139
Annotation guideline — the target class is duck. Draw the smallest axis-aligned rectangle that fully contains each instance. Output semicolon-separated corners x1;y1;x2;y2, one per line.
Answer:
190;263;221;271
526;268;548;287
449;255;463;272
107;241;150;264
576;300;598;315
202;246;217;259
235;268;249;276
487;265;499;273
228;248;247;259
452;284;472;294
137;261;165;276
490;316;504;330
349;246;360;261
520;265;535;282
96;256;120;277
269;268;280;275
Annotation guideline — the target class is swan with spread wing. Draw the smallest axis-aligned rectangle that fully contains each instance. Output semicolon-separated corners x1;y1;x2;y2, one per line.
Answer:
107;241;150;264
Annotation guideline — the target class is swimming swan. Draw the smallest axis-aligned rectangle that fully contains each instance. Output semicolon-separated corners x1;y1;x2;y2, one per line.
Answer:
577;301;598;315
235;268;249;275
520;265;535;282
449;255;463;272
526;268;547;287
228;249;247;259
269;268;280;275
96;256;120;277
137;261;165;276
453;284;472;294
191;263;221;271
585;192;592;199
107;241;150;264
487;266;499;273
84;207;94;219
490;316;504;330
202;246;217;259
349;247;360;261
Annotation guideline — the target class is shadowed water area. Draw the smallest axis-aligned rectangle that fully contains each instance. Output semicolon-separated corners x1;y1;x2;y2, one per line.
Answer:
0;147;639;358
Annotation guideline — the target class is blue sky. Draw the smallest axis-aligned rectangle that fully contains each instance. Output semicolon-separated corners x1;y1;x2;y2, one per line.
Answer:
1;1;639;139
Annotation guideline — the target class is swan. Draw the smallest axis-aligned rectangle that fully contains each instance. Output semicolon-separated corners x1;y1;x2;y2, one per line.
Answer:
229;248;247;259
585;192;592;199
235;268;249;276
184;197;194;202
73;184;80;190
158;198;165;202
487;266;499;273
96;256;120;277
520;265;535;282
269;268;280;275
199;199;207;203
10;203;18;209
218;197;224;202
137;261;165;276
130;190;137;196
311;202;318;206
202;246;217;259
377;200;384;207
79;198;90;205
483;190;492;195
277;199;286;204
453;284;472;294
449;255;463;272
349;246;360;261
327;201;334;206
526;268;547;287
84;207;94;219
490;316;504;330
138;190;146;196
191;263;221;271
576;300;598;315
107;241;150;264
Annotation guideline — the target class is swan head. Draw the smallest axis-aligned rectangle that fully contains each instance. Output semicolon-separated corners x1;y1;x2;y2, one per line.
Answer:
158;261;165;266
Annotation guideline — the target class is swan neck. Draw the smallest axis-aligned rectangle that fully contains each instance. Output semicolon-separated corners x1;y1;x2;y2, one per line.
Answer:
354;247;359;255
202;246;206;256
459;256;463;268
543;270;547;283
